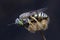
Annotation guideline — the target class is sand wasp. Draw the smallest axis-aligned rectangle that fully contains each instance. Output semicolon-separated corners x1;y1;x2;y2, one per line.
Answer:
15;8;50;33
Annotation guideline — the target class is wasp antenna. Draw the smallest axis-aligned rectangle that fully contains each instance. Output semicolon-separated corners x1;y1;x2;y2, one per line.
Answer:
8;23;16;26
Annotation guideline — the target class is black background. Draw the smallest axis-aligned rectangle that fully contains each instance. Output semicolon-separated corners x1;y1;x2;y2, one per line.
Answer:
0;0;60;40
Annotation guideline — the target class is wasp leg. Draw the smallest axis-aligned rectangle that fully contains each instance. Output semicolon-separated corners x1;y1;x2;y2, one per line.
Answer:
30;16;46;40
30;16;43;30
25;19;37;33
